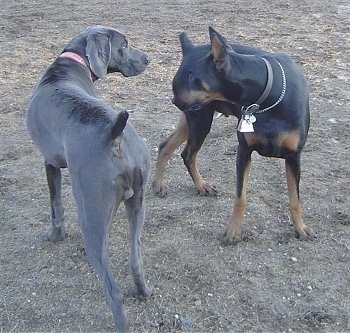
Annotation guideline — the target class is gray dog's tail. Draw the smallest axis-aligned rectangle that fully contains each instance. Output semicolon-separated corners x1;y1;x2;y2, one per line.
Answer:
111;111;129;139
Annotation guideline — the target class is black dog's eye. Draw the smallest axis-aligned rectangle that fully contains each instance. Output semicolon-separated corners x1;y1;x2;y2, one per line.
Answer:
194;78;205;89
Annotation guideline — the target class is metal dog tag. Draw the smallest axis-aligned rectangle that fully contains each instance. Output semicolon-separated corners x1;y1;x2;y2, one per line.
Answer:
238;114;255;133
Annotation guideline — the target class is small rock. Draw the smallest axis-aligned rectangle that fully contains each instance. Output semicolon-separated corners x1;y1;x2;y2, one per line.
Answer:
182;317;193;325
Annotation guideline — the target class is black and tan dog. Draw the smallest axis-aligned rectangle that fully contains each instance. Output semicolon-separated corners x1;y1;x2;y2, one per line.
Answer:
153;27;315;243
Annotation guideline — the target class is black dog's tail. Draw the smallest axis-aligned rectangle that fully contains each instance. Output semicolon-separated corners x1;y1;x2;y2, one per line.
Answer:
111;111;129;139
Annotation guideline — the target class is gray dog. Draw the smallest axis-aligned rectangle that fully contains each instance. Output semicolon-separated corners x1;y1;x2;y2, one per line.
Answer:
26;25;153;332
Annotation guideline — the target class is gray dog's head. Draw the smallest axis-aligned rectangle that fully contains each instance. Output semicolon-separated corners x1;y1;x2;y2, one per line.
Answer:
81;25;149;79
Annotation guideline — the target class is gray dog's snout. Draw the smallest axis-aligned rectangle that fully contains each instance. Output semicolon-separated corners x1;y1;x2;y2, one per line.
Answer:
144;55;150;65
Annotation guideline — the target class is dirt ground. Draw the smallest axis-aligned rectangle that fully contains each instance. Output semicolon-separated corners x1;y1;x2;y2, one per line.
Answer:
1;0;349;332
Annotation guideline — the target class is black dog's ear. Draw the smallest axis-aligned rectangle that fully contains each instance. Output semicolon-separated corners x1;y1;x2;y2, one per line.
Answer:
179;32;193;55
209;27;232;73
86;32;111;79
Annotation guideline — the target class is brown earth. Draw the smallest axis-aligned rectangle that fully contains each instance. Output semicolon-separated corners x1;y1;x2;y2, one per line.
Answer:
1;0;349;332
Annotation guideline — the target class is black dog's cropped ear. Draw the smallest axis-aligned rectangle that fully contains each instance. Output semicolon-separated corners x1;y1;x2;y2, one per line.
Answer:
86;32;111;79
179;32;194;55
209;27;232;73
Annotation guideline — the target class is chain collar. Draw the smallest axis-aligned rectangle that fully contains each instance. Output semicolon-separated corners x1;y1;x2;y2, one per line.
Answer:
241;58;286;116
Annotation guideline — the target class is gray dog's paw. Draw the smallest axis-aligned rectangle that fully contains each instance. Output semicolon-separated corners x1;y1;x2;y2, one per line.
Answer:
136;284;155;300
44;227;67;242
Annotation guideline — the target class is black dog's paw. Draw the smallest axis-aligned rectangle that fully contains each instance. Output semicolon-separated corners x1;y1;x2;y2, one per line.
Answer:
152;181;168;198
221;234;243;247
295;224;317;241
220;230;254;246
197;182;218;197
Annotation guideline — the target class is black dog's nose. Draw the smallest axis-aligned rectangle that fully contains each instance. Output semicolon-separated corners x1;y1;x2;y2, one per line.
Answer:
171;97;185;110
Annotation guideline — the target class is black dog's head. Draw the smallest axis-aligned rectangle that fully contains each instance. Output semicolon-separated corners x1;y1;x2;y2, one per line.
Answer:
172;27;242;112
82;25;149;79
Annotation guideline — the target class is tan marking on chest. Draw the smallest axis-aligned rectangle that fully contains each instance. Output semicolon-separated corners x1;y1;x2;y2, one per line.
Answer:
243;131;300;151
243;133;261;146
280;131;300;151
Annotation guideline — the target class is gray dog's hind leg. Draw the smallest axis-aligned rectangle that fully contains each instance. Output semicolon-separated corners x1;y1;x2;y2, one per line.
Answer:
71;178;128;332
125;187;154;299
45;161;66;241
81;220;128;332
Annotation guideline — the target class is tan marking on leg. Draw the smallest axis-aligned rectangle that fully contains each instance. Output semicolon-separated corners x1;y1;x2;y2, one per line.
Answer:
224;158;252;242
280;131;300;151
152;113;188;197
187;150;217;196
285;162;315;240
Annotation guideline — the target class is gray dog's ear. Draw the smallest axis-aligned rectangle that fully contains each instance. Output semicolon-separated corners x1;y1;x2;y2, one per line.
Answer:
86;32;111;79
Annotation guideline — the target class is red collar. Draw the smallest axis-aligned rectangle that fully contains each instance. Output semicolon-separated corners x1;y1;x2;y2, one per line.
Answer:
60;52;87;66
59;52;94;80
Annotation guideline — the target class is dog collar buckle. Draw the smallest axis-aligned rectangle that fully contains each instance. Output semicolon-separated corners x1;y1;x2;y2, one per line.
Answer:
242;103;260;114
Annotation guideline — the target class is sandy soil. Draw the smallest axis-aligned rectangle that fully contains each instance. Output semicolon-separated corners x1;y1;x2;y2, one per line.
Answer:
1;0;349;332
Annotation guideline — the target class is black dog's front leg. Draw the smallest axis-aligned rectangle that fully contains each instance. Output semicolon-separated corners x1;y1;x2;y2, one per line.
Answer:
285;155;315;240
181;105;216;196
152;112;188;197
44;161;66;241
224;143;252;243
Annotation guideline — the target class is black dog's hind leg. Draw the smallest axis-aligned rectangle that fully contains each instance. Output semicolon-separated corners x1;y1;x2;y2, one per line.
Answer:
182;106;216;196
285;155;315;240
45;161;66;241
152;112;188;197
224;144;252;243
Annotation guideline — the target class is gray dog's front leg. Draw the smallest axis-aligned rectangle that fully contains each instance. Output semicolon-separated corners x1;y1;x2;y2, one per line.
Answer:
44;161;66;241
